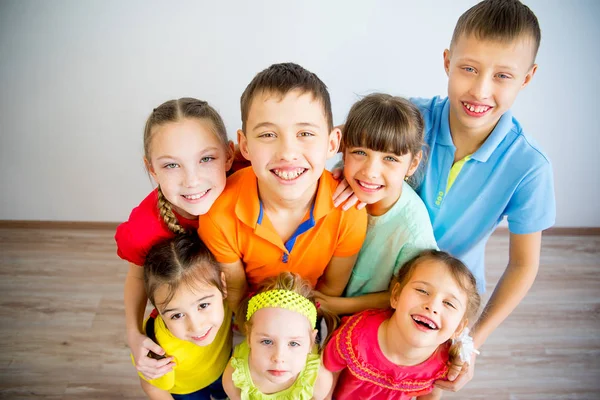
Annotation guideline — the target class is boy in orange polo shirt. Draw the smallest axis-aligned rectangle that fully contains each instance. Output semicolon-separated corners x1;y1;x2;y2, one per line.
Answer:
198;63;367;310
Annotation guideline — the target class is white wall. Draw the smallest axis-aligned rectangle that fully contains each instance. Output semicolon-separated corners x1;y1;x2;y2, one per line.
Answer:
0;0;598;226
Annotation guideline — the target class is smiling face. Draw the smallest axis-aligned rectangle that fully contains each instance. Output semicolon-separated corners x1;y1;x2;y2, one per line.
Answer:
155;275;226;346
146;118;233;219
389;258;469;354
247;307;316;391
444;33;537;139
238;89;340;204
343;147;421;216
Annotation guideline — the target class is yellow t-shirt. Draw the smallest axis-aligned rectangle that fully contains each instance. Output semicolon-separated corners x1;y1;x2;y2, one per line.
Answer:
137;306;232;395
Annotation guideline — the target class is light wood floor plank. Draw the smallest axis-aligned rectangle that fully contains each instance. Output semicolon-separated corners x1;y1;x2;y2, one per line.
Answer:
0;228;598;399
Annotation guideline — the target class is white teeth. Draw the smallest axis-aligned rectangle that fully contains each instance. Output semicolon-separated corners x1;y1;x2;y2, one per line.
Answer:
413;315;438;329
359;181;381;190
184;190;208;200
463;102;490;114
273;168;305;180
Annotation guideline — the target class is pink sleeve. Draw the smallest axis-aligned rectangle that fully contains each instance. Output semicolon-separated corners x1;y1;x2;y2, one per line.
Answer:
322;324;348;372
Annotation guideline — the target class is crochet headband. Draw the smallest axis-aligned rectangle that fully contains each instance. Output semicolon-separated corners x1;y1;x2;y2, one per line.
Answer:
246;289;317;328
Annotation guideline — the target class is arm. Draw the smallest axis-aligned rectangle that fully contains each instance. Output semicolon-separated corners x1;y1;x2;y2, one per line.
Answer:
435;231;541;391
324;371;341;400
124;263;175;380
316;254;358;297
417;387;442;400
222;361;242;400
312;363;334;400
139;377;175;400
220;260;248;312
315;290;390;316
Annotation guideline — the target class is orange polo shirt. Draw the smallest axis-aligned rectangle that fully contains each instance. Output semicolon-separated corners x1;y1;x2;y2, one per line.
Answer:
198;167;367;288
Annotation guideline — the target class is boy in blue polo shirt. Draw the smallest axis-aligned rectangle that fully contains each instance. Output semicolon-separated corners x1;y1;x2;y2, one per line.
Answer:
334;0;555;391
414;0;555;391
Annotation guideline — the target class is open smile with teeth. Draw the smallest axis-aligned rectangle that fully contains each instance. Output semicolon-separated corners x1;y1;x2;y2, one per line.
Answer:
272;168;307;181
357;180;383;190
182;190;209;200
191;327;211;341
463;102;492;114
412;315;439;330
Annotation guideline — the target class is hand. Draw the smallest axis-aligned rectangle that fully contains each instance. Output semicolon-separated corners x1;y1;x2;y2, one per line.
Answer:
128;331;175;380
434;352;476;392
331;173;366;211
313;290;335;312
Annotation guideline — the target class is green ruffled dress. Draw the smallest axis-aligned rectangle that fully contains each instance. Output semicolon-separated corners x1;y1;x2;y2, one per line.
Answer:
230;341;320;400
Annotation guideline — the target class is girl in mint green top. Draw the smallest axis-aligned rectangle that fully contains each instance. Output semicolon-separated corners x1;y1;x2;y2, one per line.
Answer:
322;93;438;316
222;272;334;400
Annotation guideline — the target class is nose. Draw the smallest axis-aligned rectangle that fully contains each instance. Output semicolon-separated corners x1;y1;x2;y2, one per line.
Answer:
469;74;492;100
424;300;439;315
183;166;199;188
271;343;286;364
362;157;381;179
276;134;299;161
187;314;204;333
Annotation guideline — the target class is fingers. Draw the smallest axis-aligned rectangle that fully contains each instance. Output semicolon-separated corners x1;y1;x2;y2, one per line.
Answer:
331;167;343;180
446;361;465;381
341;194;360;211
143;337;165;356
138;358;176;381
332;180;352;206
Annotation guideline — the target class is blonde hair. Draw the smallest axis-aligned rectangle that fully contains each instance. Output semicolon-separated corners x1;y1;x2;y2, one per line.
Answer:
236;272;338;346
143;97;230;234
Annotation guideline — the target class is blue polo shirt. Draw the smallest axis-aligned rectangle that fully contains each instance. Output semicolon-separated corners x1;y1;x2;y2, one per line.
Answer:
411;96;555;292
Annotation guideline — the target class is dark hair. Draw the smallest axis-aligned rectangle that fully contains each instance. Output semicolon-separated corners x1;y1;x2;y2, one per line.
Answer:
144;233;225;309
394;250;481;321
143;97;230;234
342;93;425;187
240;62;333;132
236;272;338;346
451;0;541;62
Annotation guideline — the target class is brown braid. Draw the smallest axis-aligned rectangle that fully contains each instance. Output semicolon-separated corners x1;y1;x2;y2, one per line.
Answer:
156;186;186;234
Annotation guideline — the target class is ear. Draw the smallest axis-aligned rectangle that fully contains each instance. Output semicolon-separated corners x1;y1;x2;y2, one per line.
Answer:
389;282;402;309
237;129;251;161
406;150;423;177
144;157;158;183
521;64;538;90
451;318;469;340
220;271;228;299
224;140;235;172
326;127;342;158
443;49;451;76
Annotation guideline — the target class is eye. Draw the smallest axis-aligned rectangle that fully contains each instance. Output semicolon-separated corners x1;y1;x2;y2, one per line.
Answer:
198;303;209;310
259;132;276;138
384;156;398;162
164;163;179;169
463;66;476;73
200;156;215;163
260;339;273;346
289;341;301;347
444;300;457;309
351;150;367;156
298;131;314;137
416;288;428;295
170;313;184;320
496;73;511;80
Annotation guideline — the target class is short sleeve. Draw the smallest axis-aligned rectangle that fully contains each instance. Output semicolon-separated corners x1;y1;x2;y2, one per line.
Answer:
332;207;367;258
505;160;556;234
198;214;241;264
322;324;348;372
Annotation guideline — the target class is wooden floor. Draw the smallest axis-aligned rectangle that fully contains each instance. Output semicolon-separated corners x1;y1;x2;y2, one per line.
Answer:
0;227;598;399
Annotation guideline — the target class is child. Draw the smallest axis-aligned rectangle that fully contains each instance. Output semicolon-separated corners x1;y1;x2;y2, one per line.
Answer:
335;0;556;388
138;233;232;400
115;98;234;380
318;93;438;316
198;63;367;304
222;272;334;400
323;250;481;400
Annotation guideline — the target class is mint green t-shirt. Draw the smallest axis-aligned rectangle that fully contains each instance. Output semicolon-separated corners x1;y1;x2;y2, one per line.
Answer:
344;182;438;297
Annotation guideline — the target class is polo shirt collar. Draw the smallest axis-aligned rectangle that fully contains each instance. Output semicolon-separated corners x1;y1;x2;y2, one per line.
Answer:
440;100;514;163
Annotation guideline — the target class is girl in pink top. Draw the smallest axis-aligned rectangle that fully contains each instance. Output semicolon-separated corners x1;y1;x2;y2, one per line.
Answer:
323;250;480;399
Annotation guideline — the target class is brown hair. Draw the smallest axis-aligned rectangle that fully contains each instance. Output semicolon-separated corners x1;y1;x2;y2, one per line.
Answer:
144;233;225;310
342;93;425;187
236;272;338;346
450;0;541;62
393;250;481;321
143;97;230;234
239;62;333;132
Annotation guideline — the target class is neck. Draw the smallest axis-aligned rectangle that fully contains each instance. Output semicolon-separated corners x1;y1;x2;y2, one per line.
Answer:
257;181;317;215
365;188;402;217
378;318;437;366
448;111;499;161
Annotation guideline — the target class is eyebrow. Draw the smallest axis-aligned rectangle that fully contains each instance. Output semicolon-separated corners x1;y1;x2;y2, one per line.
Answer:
161;294;214;314
155;147;220;161
412;281;464;307
251;121;321;131
459;58;519;71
